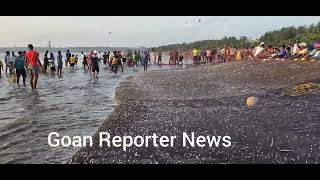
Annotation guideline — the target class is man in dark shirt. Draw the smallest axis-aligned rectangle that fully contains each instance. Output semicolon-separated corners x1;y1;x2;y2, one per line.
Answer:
14;51;27;86
91;50;99;79
66;50;71;68
57;51;63;76
43;53;49;73
103;52;107;66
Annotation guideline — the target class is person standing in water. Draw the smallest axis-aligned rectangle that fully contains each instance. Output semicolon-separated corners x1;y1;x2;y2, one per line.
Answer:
65;50;71;68
49;52;56;76
81;51;87;69
103;52;107;66
69;55;76;69
25;44;42;91
14;51;27;86
121;51;127;65
91;51;100;78
43;53;49;73
4;51;14;75
81;51;85;68
111;51;118;74
75;55;78;68
11;52;17;61
88;50;93;72
117;51;124;72
142;51;149;72
0;59;3;77
57;51;63;76
22;51;27;77
106;51;110;66
12;52;17;68
98;51;102;63
133;50;139;69
83;53;88;69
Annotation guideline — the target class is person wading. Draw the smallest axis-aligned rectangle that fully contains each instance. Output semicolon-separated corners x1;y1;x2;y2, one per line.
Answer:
14;51;27;86
142;51;149;72
65;50;71;68
49;52;56;76
4;51;14;75
57;51;63;76
0;59;4;77
43;53;49;73
111;51;118;74
91;50;100;79
25;44;42;91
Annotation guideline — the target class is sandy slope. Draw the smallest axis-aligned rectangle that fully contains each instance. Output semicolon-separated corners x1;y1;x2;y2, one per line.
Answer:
70;60;320;164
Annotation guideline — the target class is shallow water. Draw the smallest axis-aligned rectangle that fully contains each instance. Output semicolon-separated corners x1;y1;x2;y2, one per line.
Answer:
0;52;192;164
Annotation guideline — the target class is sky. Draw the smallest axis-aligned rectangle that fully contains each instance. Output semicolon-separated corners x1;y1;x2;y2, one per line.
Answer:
0;16;320;48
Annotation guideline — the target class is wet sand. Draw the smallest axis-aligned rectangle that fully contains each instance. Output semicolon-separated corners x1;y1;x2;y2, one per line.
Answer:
70;60;320;164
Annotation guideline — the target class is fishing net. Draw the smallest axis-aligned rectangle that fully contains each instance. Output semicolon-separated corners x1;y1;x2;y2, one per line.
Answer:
281;82;320;97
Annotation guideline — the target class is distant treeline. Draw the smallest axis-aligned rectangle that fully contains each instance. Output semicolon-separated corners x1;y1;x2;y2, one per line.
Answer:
0;47;144;54
152;22;320;51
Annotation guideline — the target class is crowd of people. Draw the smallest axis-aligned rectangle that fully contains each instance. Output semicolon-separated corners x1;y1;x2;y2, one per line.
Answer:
1;45;43;90
187;41;320;64
0;44;153;90
250;41;320;61
79;49;152;75
1;41;320;91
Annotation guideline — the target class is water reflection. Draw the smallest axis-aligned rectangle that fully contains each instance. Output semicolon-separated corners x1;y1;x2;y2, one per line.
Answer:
0;52;191;164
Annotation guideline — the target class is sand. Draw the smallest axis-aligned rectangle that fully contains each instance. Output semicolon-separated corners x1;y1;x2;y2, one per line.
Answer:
70;60;320;164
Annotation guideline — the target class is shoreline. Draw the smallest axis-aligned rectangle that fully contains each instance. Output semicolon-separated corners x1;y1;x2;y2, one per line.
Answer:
70;60;320;164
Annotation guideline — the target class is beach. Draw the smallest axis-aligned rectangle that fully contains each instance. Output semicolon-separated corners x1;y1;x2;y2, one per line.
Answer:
0;53;187;164
0;62;122;163
70;60;320;164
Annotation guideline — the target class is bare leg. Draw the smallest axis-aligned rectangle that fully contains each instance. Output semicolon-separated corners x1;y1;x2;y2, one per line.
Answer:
30;73;34;90
33;77;38;90
94;71;97;79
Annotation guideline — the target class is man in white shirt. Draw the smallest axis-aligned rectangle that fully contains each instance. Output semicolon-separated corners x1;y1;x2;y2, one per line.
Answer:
98;51;102;61
4;51;14;75
254;42;266;58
